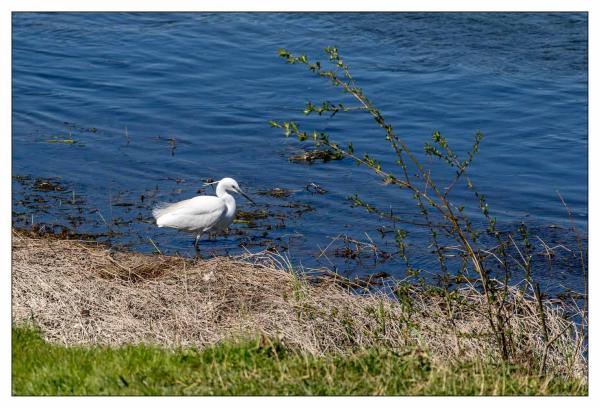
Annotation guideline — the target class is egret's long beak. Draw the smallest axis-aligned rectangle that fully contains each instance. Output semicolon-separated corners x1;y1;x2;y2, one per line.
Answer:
237;188;256;205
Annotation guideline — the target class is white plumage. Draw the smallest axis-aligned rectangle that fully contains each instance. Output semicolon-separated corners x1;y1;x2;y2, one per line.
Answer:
152;177;254;251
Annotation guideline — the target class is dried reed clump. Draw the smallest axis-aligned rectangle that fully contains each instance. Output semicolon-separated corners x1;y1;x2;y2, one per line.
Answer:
11;230;586;379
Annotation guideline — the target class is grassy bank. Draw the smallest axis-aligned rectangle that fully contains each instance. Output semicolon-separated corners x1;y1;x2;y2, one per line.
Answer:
11;229;587;395
12;326;586;396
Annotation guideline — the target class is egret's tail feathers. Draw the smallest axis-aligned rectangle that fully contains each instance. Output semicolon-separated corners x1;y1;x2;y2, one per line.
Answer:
152;202;174;221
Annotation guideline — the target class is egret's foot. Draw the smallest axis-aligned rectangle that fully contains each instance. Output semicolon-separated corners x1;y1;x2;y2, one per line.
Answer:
192;242;204;259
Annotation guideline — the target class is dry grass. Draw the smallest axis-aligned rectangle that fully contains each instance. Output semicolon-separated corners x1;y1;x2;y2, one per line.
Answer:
11;229;586;380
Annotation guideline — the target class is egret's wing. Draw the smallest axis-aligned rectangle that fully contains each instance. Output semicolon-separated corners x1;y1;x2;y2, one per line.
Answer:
152;197;196;219
153;196;226;231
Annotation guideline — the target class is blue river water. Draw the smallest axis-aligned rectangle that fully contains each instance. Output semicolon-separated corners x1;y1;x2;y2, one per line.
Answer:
12;13;588;293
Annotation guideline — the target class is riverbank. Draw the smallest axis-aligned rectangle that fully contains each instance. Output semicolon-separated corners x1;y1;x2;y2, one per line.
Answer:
11;229;587;395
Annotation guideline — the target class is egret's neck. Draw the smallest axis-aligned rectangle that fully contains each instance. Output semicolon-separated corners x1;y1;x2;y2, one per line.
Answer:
216;182;230;198
216;183;236;218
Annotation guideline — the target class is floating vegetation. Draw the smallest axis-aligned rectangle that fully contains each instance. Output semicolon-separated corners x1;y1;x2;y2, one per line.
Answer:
318;234;393;265
14;175;32;184
63;121;99;134
45;122;101;144
24;223;115;241
113;218;133;226
289;149;343;163
306;182;327;194
238;236;289;252
234;209;273;228
258;187;294;198
236;209;270;221
47;138;78;144
66;214;86;227
32;177;65;192
279;202;315;217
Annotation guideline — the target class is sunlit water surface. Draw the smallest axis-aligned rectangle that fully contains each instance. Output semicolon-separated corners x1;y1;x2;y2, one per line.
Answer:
13;12;587;294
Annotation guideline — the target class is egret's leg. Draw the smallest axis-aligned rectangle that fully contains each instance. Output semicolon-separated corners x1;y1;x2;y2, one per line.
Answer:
193;234;202;259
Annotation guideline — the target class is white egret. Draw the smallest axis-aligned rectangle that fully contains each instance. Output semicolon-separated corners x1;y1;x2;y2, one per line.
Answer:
152;177;255;251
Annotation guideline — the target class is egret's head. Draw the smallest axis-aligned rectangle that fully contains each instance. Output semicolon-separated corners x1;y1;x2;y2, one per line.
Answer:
219;177;239;192
217;177;256;205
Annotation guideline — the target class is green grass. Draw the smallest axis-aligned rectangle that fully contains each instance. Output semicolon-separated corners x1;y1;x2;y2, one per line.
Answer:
12;326;586;396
